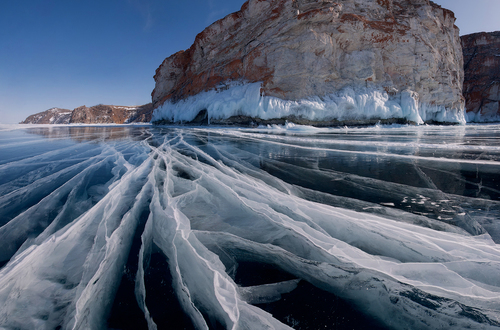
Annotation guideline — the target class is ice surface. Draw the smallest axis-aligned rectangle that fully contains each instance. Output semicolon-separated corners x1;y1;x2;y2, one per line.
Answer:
0;124;499;329
152;82;467;125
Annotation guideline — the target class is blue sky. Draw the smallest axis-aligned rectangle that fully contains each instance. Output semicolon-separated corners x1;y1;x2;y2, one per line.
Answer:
1;0;499;124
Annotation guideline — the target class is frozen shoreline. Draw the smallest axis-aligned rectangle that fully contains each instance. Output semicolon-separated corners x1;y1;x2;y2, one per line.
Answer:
152;82;468;126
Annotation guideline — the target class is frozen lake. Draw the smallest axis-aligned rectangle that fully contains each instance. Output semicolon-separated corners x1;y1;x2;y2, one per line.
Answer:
0;123;500;329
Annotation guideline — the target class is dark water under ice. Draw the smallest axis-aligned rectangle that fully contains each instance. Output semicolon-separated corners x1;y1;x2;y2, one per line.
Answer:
0;123;499;330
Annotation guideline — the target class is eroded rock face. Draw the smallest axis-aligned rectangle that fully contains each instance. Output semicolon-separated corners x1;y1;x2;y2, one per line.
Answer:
20;108;72;124
20;104;154;125
152;0;465;125
462;31;500;122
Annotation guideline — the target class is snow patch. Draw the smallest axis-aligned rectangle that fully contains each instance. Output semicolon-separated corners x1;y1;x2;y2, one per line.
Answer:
114;106;139;111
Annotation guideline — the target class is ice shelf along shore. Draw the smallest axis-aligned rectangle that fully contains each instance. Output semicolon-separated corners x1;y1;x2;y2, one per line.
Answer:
0;124;499;329
152;83;467;126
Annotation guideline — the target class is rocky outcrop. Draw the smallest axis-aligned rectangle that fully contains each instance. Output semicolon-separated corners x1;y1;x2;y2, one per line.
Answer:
152;0;465;125
462;31;500;122
20;108;72;124
21;104;154;125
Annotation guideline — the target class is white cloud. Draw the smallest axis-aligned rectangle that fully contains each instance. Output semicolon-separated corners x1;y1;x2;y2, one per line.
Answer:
128;0;154;31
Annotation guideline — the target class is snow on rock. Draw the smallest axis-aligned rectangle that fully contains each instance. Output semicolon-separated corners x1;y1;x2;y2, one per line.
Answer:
152;0;465;125
462;31;500;122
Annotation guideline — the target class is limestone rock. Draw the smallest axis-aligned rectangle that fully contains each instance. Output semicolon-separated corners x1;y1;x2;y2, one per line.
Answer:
152;0;465;125
20;108;72;124
462;31;500;122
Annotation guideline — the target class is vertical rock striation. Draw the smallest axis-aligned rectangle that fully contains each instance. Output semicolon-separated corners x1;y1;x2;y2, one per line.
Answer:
152;0;465;125
462;31;500;122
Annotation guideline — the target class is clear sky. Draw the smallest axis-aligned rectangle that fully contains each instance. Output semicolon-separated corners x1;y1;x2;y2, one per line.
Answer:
1;0;499;124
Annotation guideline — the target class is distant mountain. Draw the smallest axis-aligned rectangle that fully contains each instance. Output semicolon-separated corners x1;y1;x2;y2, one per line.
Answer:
20;103;154;124
69;104;154;124
20;108;73;124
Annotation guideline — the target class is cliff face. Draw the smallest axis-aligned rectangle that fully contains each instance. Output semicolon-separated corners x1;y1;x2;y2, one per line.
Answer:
152;0;465;125
21;104;154;125
462;31;500;122
20;108;72;124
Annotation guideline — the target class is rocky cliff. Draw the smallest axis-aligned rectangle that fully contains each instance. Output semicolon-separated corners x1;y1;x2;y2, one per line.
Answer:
462;31;500;122
20;104;154;125
152;0;465;125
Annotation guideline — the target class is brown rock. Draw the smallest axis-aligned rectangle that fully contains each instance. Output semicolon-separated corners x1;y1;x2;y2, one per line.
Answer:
462;31;500;122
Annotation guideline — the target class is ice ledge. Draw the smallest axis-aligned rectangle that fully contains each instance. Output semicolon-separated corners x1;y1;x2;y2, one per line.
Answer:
152;82;466;126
